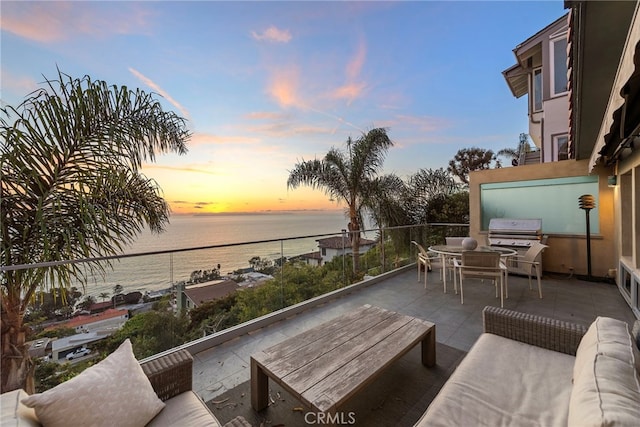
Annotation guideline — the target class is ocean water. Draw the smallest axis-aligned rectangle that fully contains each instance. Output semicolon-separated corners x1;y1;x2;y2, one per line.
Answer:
80;211;356;299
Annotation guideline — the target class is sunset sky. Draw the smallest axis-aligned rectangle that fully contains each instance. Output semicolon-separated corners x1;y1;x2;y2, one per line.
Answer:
1;1;565;214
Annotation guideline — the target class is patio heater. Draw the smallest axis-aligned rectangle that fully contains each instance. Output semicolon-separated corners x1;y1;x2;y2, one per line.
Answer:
578;194;596;279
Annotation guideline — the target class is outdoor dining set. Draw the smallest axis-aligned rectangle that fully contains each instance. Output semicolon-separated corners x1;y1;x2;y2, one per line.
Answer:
411;237;548;308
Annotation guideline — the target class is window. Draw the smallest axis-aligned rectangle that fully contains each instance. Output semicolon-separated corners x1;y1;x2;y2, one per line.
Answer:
553;134;569;160
551;36;568;96
321;248;326;256
532;68;542;112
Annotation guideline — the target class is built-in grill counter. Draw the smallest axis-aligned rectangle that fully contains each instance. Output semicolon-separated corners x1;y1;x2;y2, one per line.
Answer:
487;218;547;271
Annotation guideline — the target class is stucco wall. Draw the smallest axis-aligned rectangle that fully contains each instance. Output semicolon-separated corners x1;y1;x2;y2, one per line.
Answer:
469;159;615;278
542;95;569;162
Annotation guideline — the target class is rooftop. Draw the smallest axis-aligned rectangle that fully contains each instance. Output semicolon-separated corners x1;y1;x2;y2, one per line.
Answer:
185;266;635;424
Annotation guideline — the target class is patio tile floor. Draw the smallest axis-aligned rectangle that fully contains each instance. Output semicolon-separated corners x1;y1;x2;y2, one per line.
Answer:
192;267;636;403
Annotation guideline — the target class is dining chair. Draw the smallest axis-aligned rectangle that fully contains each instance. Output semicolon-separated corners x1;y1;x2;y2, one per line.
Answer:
443;237;465;285
505;242;548;298
411;241;440;289
453;250;506;307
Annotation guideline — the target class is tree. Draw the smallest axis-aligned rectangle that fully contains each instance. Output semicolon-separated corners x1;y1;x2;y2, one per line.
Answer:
1;70;190;393
98;292;110;303
287;128;394;274
79;295;96;312
112;284;123;296
497;133;532;166
404;168;460;224
448;147;500;185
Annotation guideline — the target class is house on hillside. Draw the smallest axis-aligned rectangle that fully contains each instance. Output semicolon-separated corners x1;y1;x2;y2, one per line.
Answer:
55;308;130;334
177;279;239;311
43;308;129;361
470;0;640;318
315;236;377;265
298;250;324;267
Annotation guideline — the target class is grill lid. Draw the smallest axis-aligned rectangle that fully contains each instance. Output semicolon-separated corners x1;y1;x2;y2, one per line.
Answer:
488;218;542;234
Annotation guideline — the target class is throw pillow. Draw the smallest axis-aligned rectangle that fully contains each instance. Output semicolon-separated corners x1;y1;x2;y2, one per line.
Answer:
574;317;640;381
568;353;640;426
22;339;165;427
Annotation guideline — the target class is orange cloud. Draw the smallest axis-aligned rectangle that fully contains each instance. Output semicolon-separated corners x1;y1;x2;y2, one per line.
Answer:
189;132;260;146
1;2;70;42
329;39;367;104
331;82;367;104
346;39;366;81
1;2;152;43
251;26;292;43
142;164;219;175
244;111;290;120
394;114;451;132
248;123;333;138
267;68;304;109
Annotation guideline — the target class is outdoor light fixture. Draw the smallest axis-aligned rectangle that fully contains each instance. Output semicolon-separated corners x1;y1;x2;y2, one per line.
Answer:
607;175;617;187
578;194;596;279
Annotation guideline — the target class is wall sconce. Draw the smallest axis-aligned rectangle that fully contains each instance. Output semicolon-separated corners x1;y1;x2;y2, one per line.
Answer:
607;175;617;187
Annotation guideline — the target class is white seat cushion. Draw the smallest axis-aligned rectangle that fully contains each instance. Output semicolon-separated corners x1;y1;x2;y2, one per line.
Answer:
415;333;575;427
146;391;221;427
0;389;40;427
574;317;640;381
569;317;640;426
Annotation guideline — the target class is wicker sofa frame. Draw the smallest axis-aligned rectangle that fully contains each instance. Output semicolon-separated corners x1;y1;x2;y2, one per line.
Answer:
140;349;194;402
140;349;250;427
482;305;588;355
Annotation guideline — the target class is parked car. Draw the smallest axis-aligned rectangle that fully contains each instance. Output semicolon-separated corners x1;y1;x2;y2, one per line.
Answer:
66;348;91;360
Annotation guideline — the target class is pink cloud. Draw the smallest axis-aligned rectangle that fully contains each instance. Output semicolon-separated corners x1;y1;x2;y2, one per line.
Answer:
244;111;290;120
251;26;292;43
1;2;153;43
190;132;260;146
267;67;305;109
329;39;368;104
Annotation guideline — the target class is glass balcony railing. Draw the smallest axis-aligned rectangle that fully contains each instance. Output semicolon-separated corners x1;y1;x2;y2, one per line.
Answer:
1;222;469;391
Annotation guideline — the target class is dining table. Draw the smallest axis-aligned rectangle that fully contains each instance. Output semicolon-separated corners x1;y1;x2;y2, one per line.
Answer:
427;245;517;295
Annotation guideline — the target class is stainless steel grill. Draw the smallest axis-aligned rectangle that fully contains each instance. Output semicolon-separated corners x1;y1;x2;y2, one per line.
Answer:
487;218;545;251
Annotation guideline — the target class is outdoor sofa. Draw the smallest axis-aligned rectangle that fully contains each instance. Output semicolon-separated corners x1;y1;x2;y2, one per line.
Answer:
1;340;250;427
415;306;640;426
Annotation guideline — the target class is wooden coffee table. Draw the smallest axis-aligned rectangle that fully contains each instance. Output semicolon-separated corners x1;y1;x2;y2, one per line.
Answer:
250;305;436;413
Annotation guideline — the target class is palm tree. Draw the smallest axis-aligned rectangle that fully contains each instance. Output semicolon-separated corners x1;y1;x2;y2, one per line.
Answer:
113;284;123;296
287;128;394;274
1;70;190;393
497;133;532;166
98;292;110;303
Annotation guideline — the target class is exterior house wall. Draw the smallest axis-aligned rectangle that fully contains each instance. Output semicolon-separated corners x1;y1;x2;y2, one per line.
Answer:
469;159;615;278
542;95;569;162
615;148;640;315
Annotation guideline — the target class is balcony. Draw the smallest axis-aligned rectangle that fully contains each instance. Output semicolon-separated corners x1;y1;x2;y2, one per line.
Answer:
179;266;633;425
7;224;636;425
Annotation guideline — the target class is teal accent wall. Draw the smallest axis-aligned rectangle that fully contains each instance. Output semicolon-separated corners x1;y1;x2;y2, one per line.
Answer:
480;176;599;234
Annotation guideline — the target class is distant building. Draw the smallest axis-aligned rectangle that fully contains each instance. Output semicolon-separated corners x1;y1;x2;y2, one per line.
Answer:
42;308;129;361
178;279;239;311
299;251;323;267
316;236;377;265
27;338;52;359
52;308;129;334
51;331;111;362
238;271;273;287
